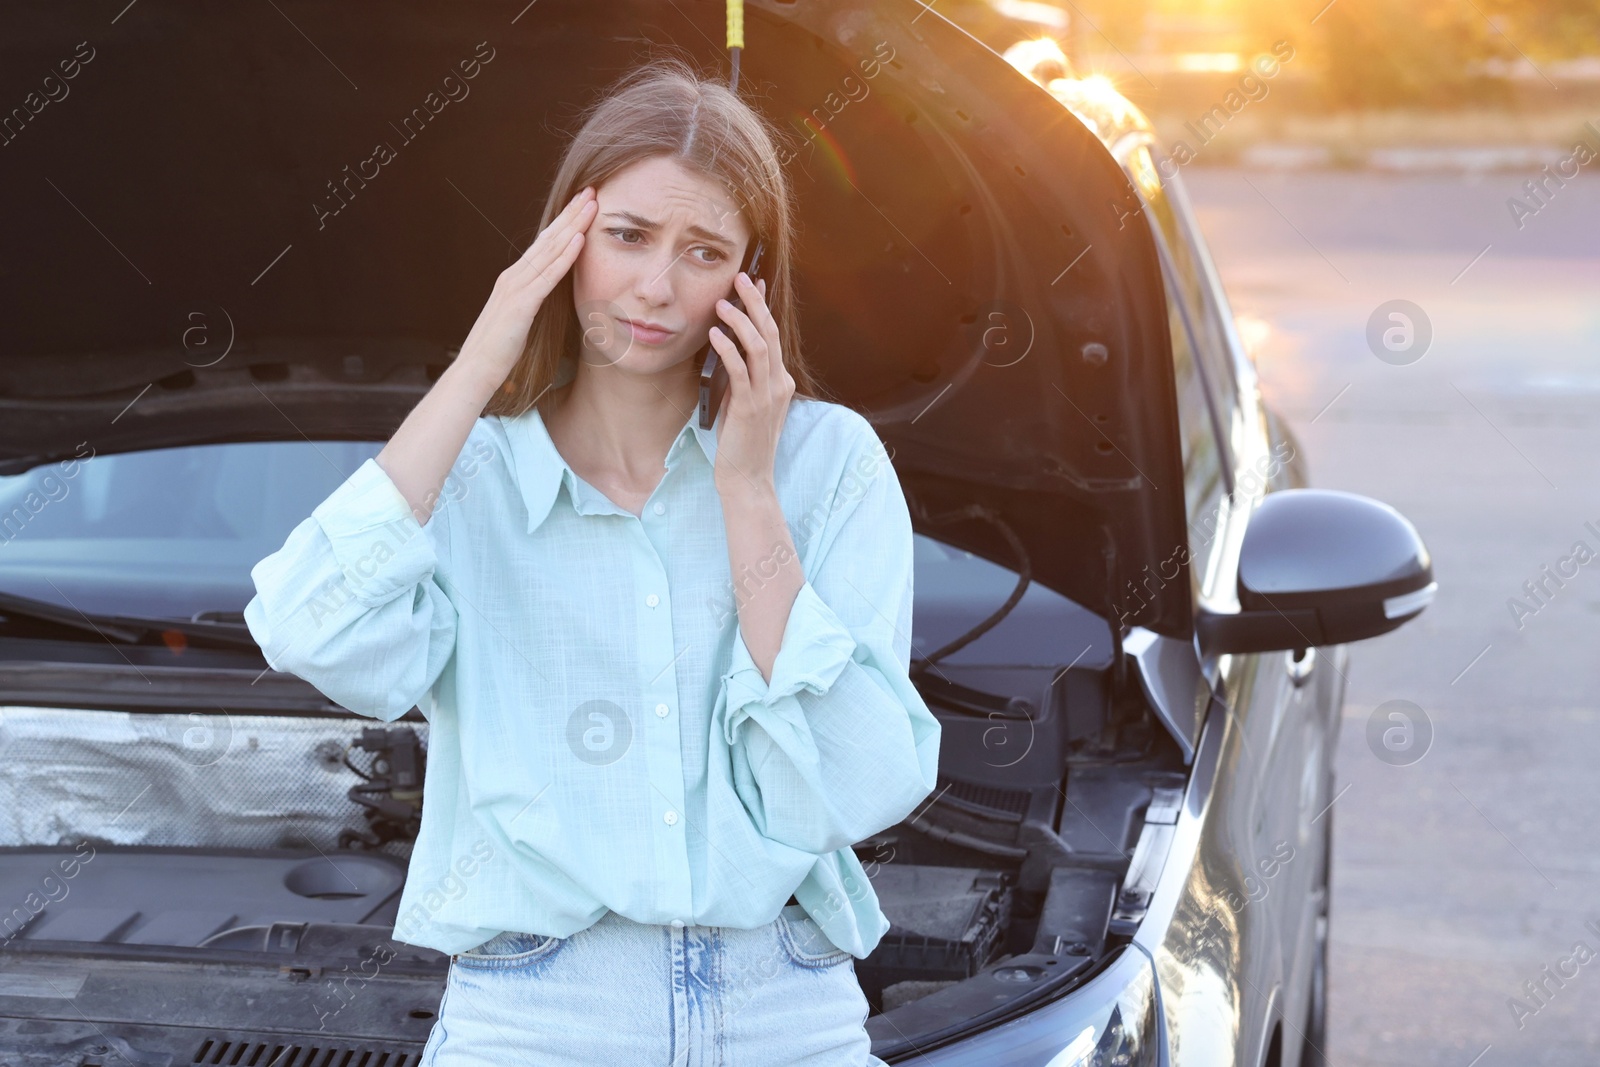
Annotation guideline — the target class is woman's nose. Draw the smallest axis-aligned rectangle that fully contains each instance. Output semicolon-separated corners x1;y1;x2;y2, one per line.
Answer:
634;252;681;304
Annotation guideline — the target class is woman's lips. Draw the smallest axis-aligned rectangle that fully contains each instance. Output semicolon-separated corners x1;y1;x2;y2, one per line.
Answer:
621;319;676;345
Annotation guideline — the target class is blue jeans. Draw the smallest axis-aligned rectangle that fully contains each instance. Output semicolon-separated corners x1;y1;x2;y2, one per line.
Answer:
419;903;888;1066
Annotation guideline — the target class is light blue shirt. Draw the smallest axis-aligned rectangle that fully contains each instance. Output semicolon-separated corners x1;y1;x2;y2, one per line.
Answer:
243;395;941;958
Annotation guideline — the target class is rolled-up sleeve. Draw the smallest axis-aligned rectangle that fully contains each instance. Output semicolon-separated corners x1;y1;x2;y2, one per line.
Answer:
717;422;941;856
243;455;459;722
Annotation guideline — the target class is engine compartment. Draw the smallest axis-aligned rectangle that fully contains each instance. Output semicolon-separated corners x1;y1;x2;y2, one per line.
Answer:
851;654;1189;1051
0;665;1188;1057
0;541;1193;1056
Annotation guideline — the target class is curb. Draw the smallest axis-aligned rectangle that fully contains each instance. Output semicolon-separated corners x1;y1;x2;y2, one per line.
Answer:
1233;141;1593;172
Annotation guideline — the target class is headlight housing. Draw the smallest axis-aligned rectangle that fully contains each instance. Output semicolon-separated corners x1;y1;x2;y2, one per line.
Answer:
908;943;1164;1065
1043;945;1163;1067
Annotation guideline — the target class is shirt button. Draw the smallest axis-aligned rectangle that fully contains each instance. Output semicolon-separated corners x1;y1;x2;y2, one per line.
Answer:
663;810;679;826
655;703;670;718
646;593;660;608
653;502;666;516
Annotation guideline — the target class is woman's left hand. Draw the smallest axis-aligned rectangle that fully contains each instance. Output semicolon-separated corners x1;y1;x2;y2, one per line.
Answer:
708;271;793;501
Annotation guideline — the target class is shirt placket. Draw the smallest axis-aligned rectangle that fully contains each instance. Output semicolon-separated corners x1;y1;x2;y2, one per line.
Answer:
633;460;693;927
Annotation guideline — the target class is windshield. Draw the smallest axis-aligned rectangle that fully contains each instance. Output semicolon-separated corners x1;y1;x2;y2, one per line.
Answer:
0;439;1109;668
0;441;382;620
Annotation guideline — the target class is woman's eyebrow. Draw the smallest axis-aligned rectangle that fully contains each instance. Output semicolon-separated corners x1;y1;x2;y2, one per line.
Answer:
602;210;735;249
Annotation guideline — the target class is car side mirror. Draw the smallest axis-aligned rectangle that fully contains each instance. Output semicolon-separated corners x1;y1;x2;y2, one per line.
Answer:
1196;488;1435;656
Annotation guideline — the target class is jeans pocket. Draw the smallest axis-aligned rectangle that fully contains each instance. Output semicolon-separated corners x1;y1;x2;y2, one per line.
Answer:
451;929;567;970
777;908;853;969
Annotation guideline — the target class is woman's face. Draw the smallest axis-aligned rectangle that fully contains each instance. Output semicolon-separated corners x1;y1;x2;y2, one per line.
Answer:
570;154;753;381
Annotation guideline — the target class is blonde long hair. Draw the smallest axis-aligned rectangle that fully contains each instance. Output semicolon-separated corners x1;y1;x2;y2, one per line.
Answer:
483;55;829;418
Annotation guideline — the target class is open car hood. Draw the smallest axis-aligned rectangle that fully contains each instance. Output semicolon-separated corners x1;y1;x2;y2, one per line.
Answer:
0;1;1190;637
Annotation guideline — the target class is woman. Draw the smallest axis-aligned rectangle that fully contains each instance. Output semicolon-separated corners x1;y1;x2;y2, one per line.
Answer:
243;57;940;1064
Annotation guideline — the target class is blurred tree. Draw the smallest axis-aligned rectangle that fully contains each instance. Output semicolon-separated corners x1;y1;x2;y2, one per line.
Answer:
1256;0;1509;106
1236;0;1600;106
1483;0;1600;58
937;0;1600;107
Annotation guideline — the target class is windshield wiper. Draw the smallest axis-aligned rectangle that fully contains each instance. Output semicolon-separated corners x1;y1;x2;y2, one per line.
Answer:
0;588;262;651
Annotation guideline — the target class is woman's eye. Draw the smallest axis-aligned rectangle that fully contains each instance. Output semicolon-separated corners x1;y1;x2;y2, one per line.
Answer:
606;228;721;263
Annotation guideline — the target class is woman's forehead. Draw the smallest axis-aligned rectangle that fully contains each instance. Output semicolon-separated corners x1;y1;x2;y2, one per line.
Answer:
599;156;748;234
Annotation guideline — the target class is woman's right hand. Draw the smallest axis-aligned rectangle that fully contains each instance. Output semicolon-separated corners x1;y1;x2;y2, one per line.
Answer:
456;185;598;391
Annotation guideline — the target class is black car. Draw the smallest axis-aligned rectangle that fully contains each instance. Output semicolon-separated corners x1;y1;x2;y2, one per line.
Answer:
0;4;1432;1064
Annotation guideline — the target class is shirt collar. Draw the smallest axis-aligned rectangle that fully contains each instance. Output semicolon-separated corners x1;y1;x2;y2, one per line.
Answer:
500;402;718;534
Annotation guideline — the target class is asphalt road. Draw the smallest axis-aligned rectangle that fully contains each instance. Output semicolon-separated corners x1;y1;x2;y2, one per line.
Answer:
1184;166;1600;1067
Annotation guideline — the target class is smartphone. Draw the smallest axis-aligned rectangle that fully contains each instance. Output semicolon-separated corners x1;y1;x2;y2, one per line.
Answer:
698;237;768;430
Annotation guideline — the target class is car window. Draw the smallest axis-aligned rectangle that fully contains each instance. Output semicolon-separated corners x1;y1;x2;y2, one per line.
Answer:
1162;277;1231;604
0;440;382;620
1157;167;1242;400
1127;144;1243;468
1161;164;1261;415
1121;143;1235;603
